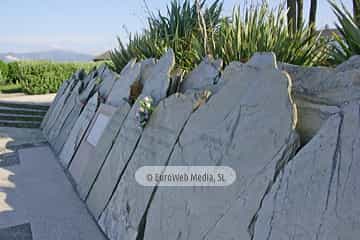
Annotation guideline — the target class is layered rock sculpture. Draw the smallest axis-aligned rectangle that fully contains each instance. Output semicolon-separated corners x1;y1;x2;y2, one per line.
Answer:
59;92;99;167
252;102;360;240
98;93;202;238
81;49;175;215
180;56;222;93
142;57;299;240
280;60;360;143
41;52;360;240
69;60;142;187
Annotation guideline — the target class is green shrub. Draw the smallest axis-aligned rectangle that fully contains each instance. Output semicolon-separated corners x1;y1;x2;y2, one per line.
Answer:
212;3;329;66
7;61;98;95
329;0;360;64
7;62;21;84
111;0;329;74
0;60;8;84
111;0;223;72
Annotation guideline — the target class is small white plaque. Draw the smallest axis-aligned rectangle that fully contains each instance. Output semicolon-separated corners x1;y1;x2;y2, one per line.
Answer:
87;114;110;147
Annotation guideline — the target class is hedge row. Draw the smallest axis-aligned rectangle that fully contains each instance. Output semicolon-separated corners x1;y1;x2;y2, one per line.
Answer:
0;60;99;95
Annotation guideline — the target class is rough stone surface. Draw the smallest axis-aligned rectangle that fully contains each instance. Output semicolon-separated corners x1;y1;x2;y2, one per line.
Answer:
51;74;98;154
43;77;78;136
253;102;360;240
95;94;196;230
335;55;360;72
180;56;222;93
59;93;99;168
141;49;175;104
74;102;130;200
97;66;117;101
41;79;69;129
295;98;340;144
83;50;175;218
143;62;298;240
247;52;278;69
46;81;82;142
106;59;141;107
69;104;118;184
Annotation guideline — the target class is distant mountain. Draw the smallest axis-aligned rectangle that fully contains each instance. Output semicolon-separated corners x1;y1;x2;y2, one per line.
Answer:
0;50;94;62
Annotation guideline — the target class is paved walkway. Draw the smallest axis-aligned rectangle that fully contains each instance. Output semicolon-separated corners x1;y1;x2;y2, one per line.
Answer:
0;127;107;240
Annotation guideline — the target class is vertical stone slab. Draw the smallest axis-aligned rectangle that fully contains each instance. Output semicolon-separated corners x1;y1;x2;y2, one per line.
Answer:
51;75;98;154
180;56;222;93
46;81;82;142
81;50;175;213
68;59;142;185
143;62;298;240
59;93;99;168
106;59;141;107
97;66;117;102
41;79;69;129
43;77;79;137
69;104;121;183
97;93;197;238
252;102;360;240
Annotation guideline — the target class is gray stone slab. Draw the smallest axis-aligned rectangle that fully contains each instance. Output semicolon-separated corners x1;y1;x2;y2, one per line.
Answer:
41;79;69;129
141;49;175;104
335;54;360;72
0;223;33;240
59;93;99;168
83;51;175;217
106;59;141;107
43;77;79;137
74;102;131;200
42;69;85;130
46;81;82;142
180;56;222;93
97;93;198;237
97;66;117;102
253;102;360;240
68;104;118;182
279;59;360;141
51;76;98;154
142;62;299;240
247;52;278;69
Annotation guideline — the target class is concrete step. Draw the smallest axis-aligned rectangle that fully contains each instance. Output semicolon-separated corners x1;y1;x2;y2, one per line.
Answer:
0;120;41;128
0;101;49;111
0;107;47;116
0;114;43;122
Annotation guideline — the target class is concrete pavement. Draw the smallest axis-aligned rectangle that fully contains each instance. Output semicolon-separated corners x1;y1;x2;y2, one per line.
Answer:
0;127;107;240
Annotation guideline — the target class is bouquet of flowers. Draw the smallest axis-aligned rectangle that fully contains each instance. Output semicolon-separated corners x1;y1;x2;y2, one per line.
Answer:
136;96;154;128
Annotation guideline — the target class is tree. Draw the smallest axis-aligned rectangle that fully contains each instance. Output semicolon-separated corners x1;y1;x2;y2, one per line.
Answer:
309;0;317;27
353;0;360;27
287;0;297;33
296;0;304;29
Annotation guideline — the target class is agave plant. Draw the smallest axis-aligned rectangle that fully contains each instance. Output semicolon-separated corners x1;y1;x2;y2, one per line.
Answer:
212;3;329;66
329;0;360;64
111;0;223;73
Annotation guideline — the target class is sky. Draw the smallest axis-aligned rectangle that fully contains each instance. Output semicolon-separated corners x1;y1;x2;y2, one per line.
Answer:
0;0;353;55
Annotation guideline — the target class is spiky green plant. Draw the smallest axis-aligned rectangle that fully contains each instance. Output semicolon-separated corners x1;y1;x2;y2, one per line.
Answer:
110;0;223;72
212;3;329;66
111;0;329;73
329;0;360;64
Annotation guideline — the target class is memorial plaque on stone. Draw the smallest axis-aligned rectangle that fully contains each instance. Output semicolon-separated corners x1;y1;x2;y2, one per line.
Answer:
69;104;116;184
82;50;175;216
